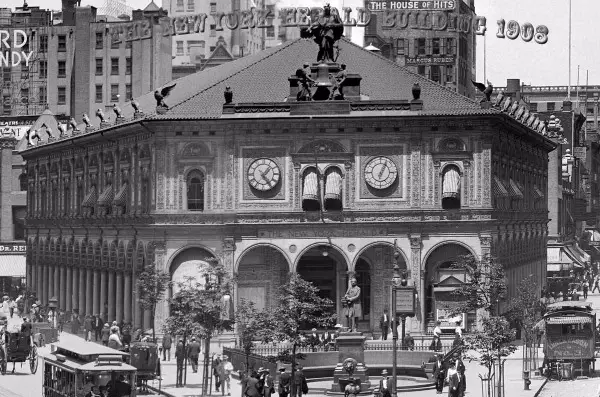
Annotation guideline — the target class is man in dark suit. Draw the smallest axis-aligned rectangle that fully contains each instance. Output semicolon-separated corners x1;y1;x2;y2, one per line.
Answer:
432;353;445;394
294;366;308;397
453;353;466;397
278;367;290;397
378;369;393;397
379;309;390;340
446;361;461;397
187;337;201;373
175;340;185;387
93;314;103;342
245;371;262;397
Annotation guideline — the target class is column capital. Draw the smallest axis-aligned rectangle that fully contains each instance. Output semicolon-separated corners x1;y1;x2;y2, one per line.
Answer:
409;235;422;250
222;237;235;251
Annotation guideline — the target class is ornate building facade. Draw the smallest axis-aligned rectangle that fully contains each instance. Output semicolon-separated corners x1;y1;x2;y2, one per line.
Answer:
23;38;556;334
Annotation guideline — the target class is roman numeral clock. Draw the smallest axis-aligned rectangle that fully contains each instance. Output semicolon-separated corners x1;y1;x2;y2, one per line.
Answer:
364;156;398;189
247;158;281;191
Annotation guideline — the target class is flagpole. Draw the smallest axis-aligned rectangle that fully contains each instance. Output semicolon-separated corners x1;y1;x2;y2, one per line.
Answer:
568;0;572;100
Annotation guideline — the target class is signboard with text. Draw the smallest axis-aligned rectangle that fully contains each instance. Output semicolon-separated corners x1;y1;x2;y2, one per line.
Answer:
393;287;416;315
436;309;466;329
0;243;26;253
405;55;456;65
367;0;457;12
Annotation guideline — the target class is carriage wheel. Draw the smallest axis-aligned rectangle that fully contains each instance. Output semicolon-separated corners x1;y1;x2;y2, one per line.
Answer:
0;349;6;375
29;345;38;374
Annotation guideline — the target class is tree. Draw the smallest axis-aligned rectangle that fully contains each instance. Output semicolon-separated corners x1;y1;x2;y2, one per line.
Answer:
136;265;171;341
235;298;261;373
163;259;234;389
450;254;508;317
253;273;337;397
462;316;517;397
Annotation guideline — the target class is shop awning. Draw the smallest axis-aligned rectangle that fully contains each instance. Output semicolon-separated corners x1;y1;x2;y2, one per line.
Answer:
546;316;592;325
564;245;590;267
97;184;114;206
302;169;319;202
508;179;524;198
0;255;26;277
493;176;509;197
324;168;342;200
442;166;460;198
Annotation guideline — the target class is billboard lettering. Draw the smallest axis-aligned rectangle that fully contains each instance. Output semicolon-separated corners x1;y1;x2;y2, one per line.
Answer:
367;1;456;11
405;55;455;65
380;10;487;35
0;30;34;67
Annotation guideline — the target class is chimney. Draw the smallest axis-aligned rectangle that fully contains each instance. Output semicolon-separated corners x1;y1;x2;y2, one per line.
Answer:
506;79;521;102
563;100;572;111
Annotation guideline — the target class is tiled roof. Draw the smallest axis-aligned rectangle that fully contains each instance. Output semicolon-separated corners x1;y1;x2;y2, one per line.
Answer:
120;38;481;119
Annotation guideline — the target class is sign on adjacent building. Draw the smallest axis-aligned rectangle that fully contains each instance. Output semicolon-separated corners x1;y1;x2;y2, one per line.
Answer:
367;0;457;11
0;243;26;253
405;55;456;65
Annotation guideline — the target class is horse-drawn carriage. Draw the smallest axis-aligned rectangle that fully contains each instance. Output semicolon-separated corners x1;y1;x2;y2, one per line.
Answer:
0;326;39;375
128;341;161;392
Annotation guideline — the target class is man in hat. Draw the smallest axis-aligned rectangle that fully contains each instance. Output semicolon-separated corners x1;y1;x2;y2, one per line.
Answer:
175;340;185;387
222;355;234;395
453;352;466;397
379;369;392;397
188;336;201;373
278;367;291;397
260;368;274;397
432;353;445;394
213;353;223;392
309;328;320;351
294;365;308;397
245;370;262;397
379;309;390;340
445;361;461;397
403;331;415;351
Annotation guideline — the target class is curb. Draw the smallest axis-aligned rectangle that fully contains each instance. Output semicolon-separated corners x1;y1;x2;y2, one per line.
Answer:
147;385;175;397
533;377;549;397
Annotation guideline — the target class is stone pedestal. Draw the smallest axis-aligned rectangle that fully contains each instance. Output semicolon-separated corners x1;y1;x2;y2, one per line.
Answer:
327;332;371;395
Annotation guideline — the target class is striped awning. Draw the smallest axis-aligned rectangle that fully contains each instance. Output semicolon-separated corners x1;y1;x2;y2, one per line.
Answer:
0;255;26;277
113;183;128;207
302;169;319;201
493;176;509;197
442;167;460;198
534;185;545;199
508;179;524;198
324;168;342;200
97;184;114;206
81;187;98;207
546;316;592;325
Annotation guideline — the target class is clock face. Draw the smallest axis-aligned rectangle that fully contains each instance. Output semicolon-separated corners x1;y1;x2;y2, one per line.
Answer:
364;156;398;190
247;158;281;191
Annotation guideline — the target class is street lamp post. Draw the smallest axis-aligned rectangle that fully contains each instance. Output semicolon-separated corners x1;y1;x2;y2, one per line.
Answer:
391;249;403;396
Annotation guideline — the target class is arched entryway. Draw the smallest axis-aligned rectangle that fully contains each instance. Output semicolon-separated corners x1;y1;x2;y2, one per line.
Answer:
169;246;218;296
354;244;408;333
296;245;349;328
424;243;475;333
236;245;290;311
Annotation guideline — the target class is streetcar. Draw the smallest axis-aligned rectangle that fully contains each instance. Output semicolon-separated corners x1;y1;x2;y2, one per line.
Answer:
542;301;596;379
43;338;138;396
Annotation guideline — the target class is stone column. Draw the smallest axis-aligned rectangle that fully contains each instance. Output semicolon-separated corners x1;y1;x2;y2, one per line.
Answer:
133;273;142;329
124;273;132;323
93;270;100;315
53;265;60;302
478;235;493;323
116;272;124;323
78;267;85;315
108;271;116;322
66;267;72;312
59;265;66;309
100;270;108;319
409;235;424;333
85;268;93;315
36;263;42;304
41;265;48;305
71;267;79;312
153;242;167;328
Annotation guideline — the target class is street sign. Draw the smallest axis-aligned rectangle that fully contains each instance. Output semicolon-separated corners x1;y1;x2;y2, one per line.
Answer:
394;286;415;316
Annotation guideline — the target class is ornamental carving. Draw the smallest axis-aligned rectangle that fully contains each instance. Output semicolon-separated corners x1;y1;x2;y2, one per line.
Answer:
409;236;422;249
181;142;211;158
479;236;492;248
223;238;235;251
439;138;466;152
298;140;346;154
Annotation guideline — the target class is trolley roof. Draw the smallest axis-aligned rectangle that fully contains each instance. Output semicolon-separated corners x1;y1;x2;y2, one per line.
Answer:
44;352;137;373
51;338;130;359
546;301;593;310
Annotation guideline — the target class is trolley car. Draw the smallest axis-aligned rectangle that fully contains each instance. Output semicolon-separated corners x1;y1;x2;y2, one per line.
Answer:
43;338;137;396
542;301;596;378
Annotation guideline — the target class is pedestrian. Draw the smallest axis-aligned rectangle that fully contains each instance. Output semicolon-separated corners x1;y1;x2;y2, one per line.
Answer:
379;309;390;340
260;368;275;397
188;336;201;373
84;315;93;341
110;321;121;338
403;331;415;350
121;322;132;346
175;340;185;387
379;369;392;397
278;367;290;397
453;320;463;348
453;353;466;397
294;365;308;397
583;280;589;300
93;314;103;341
431;321;442;351
57;310;64;333
70;310;80;335
446;361;460;397
593;276;600;293
222;355;234;395
244;371;262;397
213;353;223;392
162;332;172;361
432;353;445;394
101;323;110;346
107;328;122;350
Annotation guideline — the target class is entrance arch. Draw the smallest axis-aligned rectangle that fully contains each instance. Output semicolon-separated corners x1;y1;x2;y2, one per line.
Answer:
236;245;290;311
169;246;218;295
354;243;408;333
423;242;475;332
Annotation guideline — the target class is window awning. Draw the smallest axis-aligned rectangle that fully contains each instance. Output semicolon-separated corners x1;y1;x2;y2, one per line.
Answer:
548;244;588;270
508;179;524;198
493;176;509;197
97;184;114;206
113;183;128;207
82;188;98;207
0;255;26;277
546;316;592;325
302;169;319;202
324;168;342;200
566;244;591;264
442;167;460;198
533;185;545;199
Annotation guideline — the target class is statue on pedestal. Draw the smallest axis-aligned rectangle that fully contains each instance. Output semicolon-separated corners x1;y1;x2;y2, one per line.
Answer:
301;3;344;63
342;278;361;332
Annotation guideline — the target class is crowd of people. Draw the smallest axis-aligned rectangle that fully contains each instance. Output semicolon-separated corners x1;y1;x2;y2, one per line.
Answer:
241;366;307;397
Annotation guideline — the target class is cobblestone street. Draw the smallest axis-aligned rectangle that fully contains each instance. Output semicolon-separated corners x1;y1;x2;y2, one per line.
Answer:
538;377;600;397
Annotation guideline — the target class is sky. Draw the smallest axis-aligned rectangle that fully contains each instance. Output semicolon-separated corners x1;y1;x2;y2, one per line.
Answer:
3;0;599;87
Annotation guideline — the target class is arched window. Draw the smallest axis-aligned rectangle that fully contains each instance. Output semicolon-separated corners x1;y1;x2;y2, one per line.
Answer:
442;165;461;209
187;170;205;211
324;167;343;211
301;167;320;211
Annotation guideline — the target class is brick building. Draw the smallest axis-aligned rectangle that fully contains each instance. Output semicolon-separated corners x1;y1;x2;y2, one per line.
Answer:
22;38;555;334
0;1;172;120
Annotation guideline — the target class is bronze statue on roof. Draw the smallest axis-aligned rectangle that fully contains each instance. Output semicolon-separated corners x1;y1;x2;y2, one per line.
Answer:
301;4;344;63
155;83;177;109
224;86;233;105
472;80;493;102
